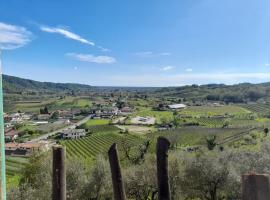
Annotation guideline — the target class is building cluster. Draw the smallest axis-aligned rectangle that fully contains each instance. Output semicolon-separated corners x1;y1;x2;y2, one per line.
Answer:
89;106;133;119
5;141;53;156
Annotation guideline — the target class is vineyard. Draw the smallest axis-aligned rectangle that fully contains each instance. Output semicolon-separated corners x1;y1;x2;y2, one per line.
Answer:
6;156;28;177
153;127;251;147
241;103;270;116
180;105;250;117
61;132;145;159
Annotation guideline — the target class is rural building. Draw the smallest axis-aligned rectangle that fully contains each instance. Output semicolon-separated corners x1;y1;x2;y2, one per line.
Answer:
120;107;133;114
37;114;51;120
58;110;73;119
168;104;187;110
5;142;48;156
61;129;86;139
5;129;19;141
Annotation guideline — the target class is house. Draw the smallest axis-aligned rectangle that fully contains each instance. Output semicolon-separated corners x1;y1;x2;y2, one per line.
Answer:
5;142;48;156
168;104;187;110
120;107;133;115
58;110;73;119
5;129;19;141
21;113;32;120
37;114;51;120
61;129;86;139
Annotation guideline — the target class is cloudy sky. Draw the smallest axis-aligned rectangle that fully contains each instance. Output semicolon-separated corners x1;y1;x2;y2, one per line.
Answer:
1;0;270;86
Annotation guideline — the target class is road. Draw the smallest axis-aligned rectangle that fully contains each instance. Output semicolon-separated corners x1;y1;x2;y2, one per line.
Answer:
28;115;92;143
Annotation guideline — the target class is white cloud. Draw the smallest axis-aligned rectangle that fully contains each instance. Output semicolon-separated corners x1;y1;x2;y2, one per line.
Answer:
265;63;270;66
67;53;116;64
161;66;174;71
134;51;171;57
40;25;94;46
0;22;32;50
97;46;110;52
185;68;193;72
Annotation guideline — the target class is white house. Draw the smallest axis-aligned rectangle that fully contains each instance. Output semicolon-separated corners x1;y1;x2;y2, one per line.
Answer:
168;104;187;110
61;129;86;139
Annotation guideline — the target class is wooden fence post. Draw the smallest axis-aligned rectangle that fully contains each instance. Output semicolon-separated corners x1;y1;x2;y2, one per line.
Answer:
52;145;66;200
108;143;126;200
242;174;270;200
157;137;171;200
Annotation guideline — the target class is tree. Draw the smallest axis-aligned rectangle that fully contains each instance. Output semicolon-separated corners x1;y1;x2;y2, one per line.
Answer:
206;135;217;150
40;106;49;114
124;155;158;200
222;119;231;128
50;111;59;120
264;128;269;137
180;153;230;200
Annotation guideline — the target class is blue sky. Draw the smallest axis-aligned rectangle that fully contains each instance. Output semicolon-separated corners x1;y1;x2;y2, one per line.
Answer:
1;0;270;86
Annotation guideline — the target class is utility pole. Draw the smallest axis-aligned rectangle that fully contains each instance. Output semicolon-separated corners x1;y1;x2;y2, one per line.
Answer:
0;49;6;200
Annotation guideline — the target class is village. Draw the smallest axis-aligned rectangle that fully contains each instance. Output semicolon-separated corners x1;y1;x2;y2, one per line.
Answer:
4;100;189;157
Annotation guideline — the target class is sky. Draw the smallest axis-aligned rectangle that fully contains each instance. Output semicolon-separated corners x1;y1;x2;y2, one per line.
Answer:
1;0;270;86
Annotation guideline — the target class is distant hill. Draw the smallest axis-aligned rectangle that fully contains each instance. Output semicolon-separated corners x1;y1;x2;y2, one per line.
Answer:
3;74;270;104
156;83;270;103
3;74;92;94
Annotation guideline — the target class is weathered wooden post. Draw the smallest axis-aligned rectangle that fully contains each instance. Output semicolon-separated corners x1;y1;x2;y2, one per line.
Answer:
242;174;270;200
157;137;171;200
108;143;126;200
52;145;66;200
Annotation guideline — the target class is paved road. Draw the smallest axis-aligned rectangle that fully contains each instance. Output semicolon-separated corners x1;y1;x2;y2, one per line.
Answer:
28;115;92;143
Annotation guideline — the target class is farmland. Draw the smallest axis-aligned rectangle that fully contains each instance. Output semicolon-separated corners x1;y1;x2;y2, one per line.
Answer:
5;96;92;113
61;132;144;159
6;156;28;187
180;105;251;117
241;103;270;117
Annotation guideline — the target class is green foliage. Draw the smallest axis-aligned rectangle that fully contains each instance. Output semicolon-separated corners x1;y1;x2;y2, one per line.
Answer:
206;135;217;150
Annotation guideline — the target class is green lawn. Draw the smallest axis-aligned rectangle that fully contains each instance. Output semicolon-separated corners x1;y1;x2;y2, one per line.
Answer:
132;107;174;124
84;119;110;126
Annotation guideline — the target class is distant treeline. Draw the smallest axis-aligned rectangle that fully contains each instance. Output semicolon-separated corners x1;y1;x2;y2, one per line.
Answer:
4;74;270;103
156;83;270;103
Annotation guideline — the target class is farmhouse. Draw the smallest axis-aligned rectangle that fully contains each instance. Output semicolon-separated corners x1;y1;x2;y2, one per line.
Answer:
5;142;48;156
168;104;187;110
61;129;86;139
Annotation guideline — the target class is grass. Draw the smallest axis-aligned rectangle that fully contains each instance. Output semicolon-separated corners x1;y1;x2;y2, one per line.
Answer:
180;105;250;117
132;107;174;124
84;119;110;126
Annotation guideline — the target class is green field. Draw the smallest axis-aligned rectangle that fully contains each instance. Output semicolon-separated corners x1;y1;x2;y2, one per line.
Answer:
83;119;110;126
132;107;174;124
152;127;250;147
241;103;270;116
180;105;250;117
8;96;92;113
6;156;28;187
61;132;144;159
